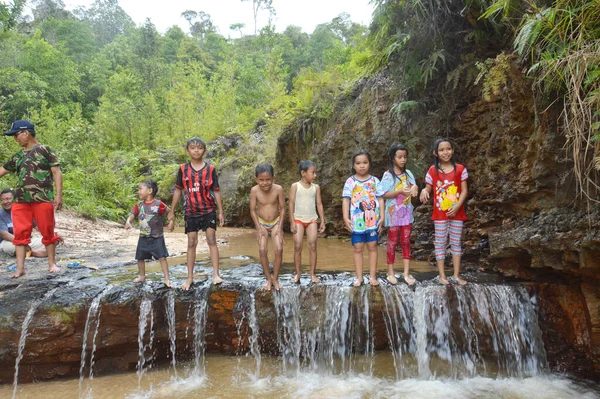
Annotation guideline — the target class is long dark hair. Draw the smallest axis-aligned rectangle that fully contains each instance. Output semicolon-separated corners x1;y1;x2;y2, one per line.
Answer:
432;138;456;176
351;150;371;175
388;143;408;183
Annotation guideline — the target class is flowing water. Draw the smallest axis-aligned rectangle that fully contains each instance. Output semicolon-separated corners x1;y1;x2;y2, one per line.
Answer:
4;230;600;398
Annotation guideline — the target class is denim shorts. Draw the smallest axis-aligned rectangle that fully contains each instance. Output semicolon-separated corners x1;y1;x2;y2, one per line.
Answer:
351;230;378;246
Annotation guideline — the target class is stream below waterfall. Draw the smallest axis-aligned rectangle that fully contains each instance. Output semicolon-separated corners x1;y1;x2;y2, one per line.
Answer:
2;229;599;398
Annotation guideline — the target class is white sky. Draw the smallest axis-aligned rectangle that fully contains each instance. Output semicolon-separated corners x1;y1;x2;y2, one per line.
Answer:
61;0;375;35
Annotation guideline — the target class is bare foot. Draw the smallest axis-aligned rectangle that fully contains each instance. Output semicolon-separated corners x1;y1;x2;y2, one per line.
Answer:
9;270;26;279
403;274;416;286
369;278;380;286
310;275;320;283
352;278;363;287
182;279;193;291
48;265;61;273
454;276;468;286
386;275;398;285
272;280;281;291
164;279;172;288
263;280;272;291
133;276;145;283
213;275;223;285
290;274;300;284
439;277;450;285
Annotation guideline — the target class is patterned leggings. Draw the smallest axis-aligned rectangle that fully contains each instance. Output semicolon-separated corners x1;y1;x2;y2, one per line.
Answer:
434;220;463;260
386;224;412;264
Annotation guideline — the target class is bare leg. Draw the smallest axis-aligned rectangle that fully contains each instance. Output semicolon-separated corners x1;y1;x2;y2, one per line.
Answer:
205;228;222;284
386;264;397;284
46;242;60;273
183;231;198;290
403;258;415;285
452;254;467;285
134;260;146;283
271;229;283;291
10;245;27;278
437;258;449;285
353;242;364;286
258;234;272;290
367;241;379;286
159;257;171;287
306;223;319;283
291;223;305;283
31;248;47;257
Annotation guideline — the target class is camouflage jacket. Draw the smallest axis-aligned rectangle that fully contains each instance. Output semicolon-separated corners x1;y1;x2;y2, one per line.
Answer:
3;144;60;203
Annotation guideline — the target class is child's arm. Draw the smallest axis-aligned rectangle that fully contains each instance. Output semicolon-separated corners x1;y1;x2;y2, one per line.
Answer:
420;184;432;203
125;213;135;229
447;180;468;218
168;188;182;232
288;183;298;234
342;198;352;232
249;188;266;243
214;190;224;226
315;185;326;233
277;186;286;239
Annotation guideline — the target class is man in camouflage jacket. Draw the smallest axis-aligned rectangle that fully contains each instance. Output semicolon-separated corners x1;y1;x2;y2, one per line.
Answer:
0;120;62;278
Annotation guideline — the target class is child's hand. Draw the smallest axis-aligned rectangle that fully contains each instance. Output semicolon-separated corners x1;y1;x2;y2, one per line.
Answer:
218;211;224;227
125;221;132;230
410;185;419;197
377;221;383;234
446;205;458;218
319;222;326;233
344;219;352;232
419;189;430;203
256;226;268;244
402;185;411;196
290;222;297;234
167;220;174;232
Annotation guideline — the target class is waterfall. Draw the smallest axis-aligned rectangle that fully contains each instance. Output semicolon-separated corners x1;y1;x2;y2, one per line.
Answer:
248;290;261;377
273;285;375;375
381;283;547;379
165;290;178;378
12;287;59;399
136;298;153;391
192;284;210;377
78;286;112;399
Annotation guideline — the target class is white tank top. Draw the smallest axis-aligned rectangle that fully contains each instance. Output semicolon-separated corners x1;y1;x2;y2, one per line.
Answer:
293;182;318;223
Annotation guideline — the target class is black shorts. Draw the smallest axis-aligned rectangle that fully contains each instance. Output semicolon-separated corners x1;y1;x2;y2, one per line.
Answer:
135;236;169;260
185;212;217;233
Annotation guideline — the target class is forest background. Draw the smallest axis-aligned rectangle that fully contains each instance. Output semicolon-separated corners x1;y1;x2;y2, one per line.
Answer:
0;0;598;222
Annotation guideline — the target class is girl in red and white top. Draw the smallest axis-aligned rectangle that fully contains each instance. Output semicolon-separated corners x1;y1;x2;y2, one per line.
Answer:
419;138;468;285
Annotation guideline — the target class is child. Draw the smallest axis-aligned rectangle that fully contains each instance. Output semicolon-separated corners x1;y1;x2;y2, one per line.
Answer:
125;179;171;287
342;150;385;286
288;160;326;284
419;138;468;285
381;143;419;285
249;163;285;291
168;137;224;290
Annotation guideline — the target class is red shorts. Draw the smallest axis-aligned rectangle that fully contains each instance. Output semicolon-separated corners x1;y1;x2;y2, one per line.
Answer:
294;219;317;228
12;202;60;246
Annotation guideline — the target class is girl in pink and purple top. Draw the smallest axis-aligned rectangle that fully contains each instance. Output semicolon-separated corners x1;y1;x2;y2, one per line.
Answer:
419;138;468;285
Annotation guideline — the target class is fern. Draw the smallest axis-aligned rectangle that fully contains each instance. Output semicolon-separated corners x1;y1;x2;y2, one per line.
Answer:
475;53;511;101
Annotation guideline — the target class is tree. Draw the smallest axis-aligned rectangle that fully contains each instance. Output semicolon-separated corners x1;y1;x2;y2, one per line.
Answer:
84;0;134;46
0;0;24;34
229;23;245;38
240;0;275;34
182;10;216;39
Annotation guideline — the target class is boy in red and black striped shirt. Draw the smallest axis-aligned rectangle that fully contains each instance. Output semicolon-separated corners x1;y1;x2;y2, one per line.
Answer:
168;137;224;290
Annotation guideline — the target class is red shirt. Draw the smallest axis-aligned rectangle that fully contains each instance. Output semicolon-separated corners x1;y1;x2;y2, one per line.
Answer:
175;162;220;217
425;164;468;221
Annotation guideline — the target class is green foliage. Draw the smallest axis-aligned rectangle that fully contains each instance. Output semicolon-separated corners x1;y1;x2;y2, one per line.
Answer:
0;3;367;221
474;52;511;100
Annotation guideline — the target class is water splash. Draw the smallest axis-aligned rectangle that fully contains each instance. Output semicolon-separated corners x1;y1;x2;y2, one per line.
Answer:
78;285;112;399
12;287;59;399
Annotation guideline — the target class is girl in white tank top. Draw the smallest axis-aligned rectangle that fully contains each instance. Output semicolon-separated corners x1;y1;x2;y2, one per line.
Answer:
288;161;326;284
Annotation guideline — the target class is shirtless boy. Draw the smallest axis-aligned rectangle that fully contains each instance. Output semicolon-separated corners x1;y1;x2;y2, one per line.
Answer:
249;163;285;291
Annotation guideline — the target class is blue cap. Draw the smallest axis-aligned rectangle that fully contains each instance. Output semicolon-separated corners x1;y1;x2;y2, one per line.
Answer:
5;120;35;136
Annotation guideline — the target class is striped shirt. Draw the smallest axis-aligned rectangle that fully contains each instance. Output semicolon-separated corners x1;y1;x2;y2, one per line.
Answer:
175;162;220;217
